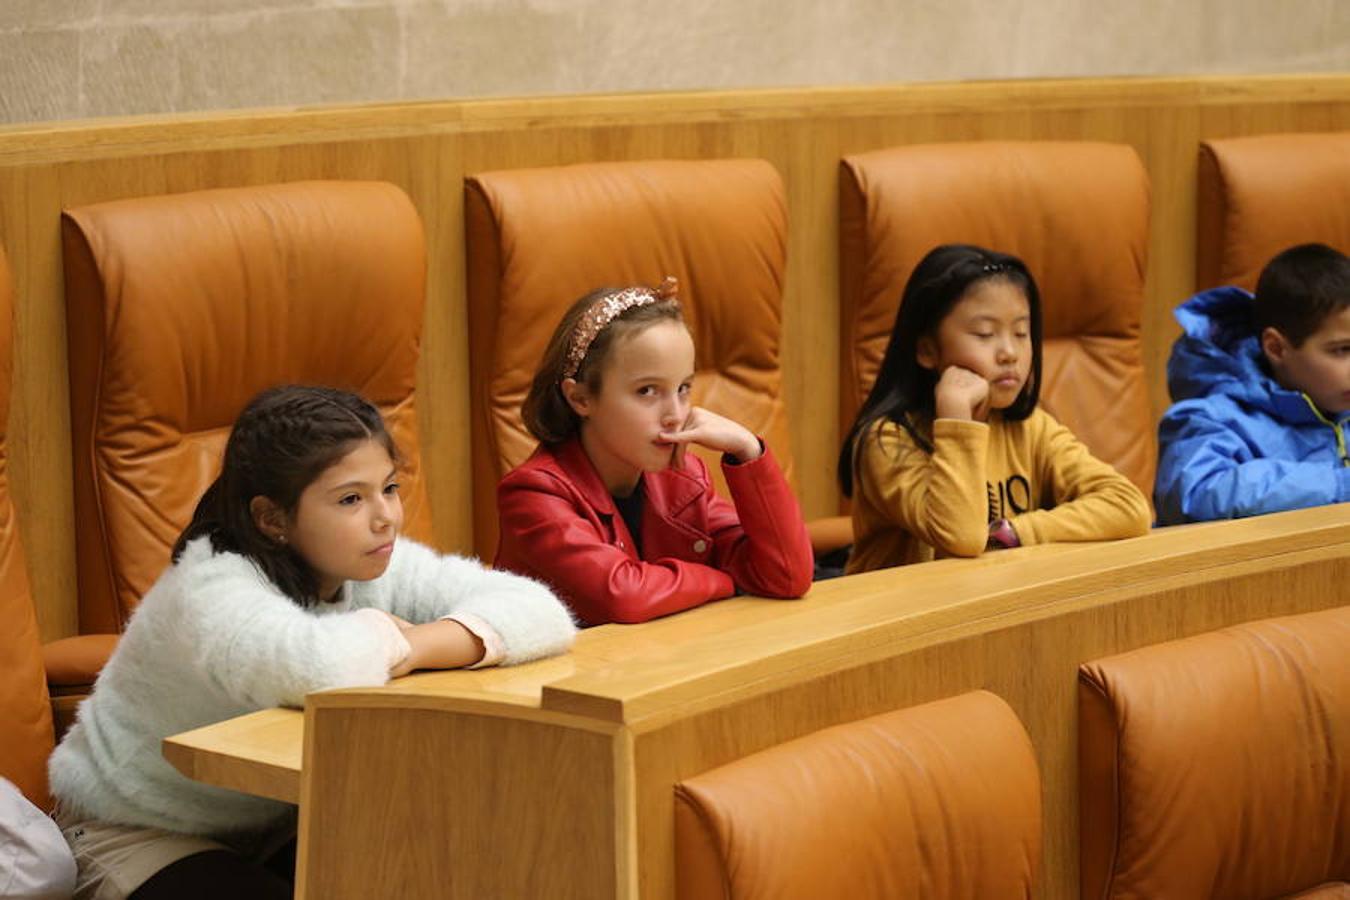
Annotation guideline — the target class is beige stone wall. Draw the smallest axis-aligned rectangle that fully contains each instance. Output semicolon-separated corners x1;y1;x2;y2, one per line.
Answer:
1;0;1348;125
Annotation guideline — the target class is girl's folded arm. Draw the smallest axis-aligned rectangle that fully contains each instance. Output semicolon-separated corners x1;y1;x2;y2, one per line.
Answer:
860;419;991;557
359;538;577;666
708;445;814;598
1012;414;1151;544
185;564;408;709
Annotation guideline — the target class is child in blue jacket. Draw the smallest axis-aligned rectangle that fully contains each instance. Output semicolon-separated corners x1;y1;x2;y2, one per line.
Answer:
1155;243;1350;524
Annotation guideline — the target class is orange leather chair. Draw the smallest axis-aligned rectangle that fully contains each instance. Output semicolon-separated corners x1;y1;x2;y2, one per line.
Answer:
55;180;432;689
1079;606;1350;899
1196;132;1350;291
674;690;1042;899
0;244;55;810
466;158;849;560
839;141;1156;498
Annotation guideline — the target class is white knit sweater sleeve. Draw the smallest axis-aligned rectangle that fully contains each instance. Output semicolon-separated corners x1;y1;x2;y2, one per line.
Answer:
176;540;405;709
351;539;577;666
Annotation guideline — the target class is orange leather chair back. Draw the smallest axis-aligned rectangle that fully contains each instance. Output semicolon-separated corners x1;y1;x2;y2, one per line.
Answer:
675;690;1041;899
62;181;431;634
1079;606;1350;900
840;141;1155;498
0;245;53;809
466;159;794;559
1196;132;1350;291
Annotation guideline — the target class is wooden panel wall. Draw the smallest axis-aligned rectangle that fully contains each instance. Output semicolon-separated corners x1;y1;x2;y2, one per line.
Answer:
298;704;626;899
3;75;1349;641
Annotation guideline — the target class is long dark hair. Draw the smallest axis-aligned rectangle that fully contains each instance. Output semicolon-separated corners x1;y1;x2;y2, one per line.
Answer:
838;244;1043;497
172;385;400;606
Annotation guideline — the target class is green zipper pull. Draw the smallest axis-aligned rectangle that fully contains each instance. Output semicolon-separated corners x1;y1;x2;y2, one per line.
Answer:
1302;394;1350;466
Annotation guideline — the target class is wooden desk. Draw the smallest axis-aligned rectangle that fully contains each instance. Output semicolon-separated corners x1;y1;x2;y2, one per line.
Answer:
164;504;1350;899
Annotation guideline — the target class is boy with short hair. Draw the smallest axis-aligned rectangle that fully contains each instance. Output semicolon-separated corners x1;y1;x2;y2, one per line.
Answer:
1155;242;1350;524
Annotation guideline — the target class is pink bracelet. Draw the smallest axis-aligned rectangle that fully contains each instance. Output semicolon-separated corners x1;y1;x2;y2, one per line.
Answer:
986;518;1021;550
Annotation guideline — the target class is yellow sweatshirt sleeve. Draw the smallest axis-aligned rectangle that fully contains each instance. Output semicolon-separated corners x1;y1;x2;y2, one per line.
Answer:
1009;411;1151;546
857;418;991;558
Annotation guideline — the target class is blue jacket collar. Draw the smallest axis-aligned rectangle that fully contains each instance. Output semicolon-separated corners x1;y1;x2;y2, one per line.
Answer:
1170;286;1346;426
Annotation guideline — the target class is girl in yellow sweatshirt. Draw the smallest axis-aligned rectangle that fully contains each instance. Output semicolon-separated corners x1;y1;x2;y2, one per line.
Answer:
839;244;1150;573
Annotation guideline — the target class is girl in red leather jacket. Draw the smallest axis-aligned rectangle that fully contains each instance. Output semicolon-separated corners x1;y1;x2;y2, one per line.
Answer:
495;277;813;625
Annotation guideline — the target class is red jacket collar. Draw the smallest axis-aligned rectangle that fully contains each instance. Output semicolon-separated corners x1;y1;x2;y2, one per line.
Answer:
545;437;708;518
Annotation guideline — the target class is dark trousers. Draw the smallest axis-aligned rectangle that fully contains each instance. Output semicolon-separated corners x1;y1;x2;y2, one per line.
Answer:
130;838;295;900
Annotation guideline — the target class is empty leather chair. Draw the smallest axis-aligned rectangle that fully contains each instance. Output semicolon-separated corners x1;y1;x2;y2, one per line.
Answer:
0;244;53;809
839;141;1155;497
675;689;1041;899
57;181;433;688
466;158;848;560
1196;132;1350;291
1079;606;1350;899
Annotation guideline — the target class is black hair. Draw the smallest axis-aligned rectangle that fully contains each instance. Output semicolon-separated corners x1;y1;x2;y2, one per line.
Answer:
838;243;1043;498
522;286;684;445
1254;243;1350;347
171;384;399;607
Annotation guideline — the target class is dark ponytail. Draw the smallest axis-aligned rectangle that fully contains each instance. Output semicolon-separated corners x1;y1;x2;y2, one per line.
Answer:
172;384;399;607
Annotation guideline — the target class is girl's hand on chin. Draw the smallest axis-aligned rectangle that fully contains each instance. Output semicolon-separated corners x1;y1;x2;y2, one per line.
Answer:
659;406;762;466
935;366;991;421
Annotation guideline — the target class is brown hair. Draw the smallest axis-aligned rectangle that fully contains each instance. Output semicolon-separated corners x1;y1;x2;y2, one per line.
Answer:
172;384;401;607
522;287;685;445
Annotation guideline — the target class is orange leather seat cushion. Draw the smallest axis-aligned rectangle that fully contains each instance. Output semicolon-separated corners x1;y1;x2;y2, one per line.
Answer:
1079;606;1350;899
1196;132;1350;291
41;634;120;687
839;141;1155;498
674;690;1041;899
466;159;798;559
62;181;431;635
0;246;53;809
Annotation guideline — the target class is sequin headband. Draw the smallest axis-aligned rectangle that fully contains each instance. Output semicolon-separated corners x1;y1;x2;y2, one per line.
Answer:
561;276;680;380
981;262;1012;274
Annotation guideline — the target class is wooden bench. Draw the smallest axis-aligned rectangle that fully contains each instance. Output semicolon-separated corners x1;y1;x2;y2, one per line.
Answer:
165;504;1350;899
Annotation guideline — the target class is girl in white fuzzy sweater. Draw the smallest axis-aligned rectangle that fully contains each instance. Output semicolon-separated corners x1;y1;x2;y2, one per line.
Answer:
48;385;577;900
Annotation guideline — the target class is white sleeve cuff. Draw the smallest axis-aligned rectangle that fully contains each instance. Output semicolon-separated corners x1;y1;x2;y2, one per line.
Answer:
442;612;506;669
351;607;412;674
